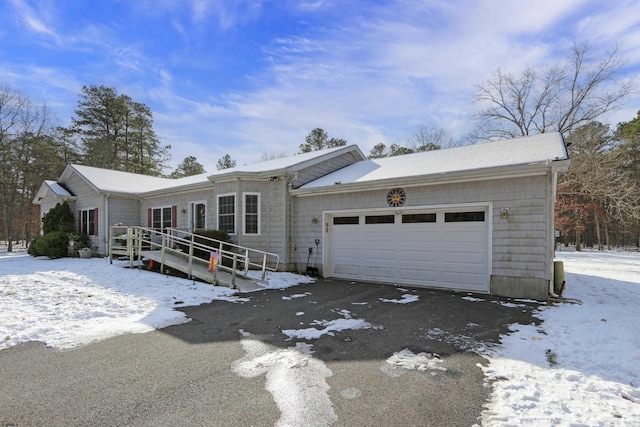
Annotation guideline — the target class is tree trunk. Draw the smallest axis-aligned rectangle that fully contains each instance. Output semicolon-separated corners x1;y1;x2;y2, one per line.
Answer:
594;212;603;250
575;212;582;251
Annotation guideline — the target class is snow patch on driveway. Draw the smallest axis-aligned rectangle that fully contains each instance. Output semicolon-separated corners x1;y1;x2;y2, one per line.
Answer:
232;330;337;427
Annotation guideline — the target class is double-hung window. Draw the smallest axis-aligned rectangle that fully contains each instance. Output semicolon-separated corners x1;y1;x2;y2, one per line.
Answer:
80;209;96;236
218;194;236;234
243;193;260;235
152;207;173;231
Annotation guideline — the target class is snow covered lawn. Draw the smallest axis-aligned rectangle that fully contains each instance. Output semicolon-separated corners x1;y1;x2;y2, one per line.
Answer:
1;247;639;425
480;250;640;425
0;250;313;351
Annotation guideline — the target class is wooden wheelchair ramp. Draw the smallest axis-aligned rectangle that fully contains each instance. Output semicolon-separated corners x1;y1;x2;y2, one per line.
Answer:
110;226;279;293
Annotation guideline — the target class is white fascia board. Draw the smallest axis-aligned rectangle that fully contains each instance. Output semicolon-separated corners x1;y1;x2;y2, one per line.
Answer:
139;181;214;198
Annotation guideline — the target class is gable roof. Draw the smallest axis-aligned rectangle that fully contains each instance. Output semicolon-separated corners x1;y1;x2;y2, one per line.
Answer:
33;180;76;204
203;145;365;181
297;133;569;193
56;145;365;197
60;165;181;195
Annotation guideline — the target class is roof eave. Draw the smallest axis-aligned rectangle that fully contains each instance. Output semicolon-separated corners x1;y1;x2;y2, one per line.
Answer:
139;181;214;198
291;161;567;197
207;145;367;183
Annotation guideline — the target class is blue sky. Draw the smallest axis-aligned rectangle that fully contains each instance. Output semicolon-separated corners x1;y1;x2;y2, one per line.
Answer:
2;0;639;173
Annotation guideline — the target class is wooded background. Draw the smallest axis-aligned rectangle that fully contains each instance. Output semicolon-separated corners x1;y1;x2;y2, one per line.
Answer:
2;45;638;251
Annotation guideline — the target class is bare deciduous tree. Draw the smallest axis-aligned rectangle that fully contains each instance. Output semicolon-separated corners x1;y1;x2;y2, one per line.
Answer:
368;124;453;158
0;84;63;251
474;43;633;141
556;122;639;250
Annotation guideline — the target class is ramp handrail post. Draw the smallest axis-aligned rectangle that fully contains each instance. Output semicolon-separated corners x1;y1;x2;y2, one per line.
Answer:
108;226;113;264
187;233;194;279
127;227;133;269
231;254;237;289
136;227;142;270
261;254;267;280
160;232;166;273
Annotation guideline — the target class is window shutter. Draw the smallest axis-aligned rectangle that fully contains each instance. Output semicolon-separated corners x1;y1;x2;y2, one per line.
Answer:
172;206;177;228
148;208;152;228
94;208;99;237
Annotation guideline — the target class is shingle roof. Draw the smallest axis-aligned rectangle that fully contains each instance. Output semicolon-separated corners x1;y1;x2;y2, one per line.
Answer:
64;145;364;195
300;133;568;189
68;165;181;194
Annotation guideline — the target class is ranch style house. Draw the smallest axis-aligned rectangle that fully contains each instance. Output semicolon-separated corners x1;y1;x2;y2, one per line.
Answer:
34;132;570;300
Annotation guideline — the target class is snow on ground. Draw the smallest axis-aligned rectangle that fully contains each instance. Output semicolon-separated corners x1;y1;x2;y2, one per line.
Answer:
1;245;639;425
479;249;640;426
233;330;337;427
0;248;313;351
281;308;383;340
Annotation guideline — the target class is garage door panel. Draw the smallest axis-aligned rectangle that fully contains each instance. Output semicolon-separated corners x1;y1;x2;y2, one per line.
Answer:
440;250;486;262
333;265;361;276
442;272;486;289
331;248;360;259
328;208;489;292
442;233;485;244
400;269;438;282
397;248;438;261
398;259;439;272
440;240;486;252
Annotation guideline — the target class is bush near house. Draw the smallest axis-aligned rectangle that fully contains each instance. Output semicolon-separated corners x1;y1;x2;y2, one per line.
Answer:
29;202;90;258
42;201;75;234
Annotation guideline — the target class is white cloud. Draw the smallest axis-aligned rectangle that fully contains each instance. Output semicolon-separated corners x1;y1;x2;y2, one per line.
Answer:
9;0;59;39
2;0;638;169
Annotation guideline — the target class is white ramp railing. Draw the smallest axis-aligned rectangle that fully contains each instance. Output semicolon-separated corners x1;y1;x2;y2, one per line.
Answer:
108;226;280;287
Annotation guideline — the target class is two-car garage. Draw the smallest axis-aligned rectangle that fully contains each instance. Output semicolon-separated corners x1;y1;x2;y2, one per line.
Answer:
325;205;490;293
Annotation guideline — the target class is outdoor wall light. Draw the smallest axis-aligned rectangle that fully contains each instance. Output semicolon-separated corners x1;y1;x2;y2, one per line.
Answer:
500;208;510;219
312;216;319;224
181;208;187;214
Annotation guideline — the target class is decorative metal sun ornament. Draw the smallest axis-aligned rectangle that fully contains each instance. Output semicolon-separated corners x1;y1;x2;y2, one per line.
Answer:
386;188;406;207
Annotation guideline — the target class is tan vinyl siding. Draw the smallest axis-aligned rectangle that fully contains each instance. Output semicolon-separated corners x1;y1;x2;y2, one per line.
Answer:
291;174;551;281
108;198;140;227
62;173;105;254
141;189;216;231
139;180;288;269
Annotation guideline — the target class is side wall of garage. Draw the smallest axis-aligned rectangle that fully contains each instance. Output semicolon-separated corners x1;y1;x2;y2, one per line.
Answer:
291;174;551;299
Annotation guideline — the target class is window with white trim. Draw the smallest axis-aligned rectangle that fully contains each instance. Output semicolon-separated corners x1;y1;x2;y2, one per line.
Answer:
218;194;236;234
243;193;260;235
80;209;96;235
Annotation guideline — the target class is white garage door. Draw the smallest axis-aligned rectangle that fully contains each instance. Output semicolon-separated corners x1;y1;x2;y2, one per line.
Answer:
327;208;489;293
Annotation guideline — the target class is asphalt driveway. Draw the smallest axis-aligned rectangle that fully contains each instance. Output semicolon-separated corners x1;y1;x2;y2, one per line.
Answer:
0;278;539;426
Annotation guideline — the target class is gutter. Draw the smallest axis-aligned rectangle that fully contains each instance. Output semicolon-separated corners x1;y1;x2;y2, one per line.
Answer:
291;160;570;197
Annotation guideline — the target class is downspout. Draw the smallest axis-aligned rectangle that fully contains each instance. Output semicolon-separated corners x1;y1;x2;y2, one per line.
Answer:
105;193;110;257
286;173;297;273
547;165;560;298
